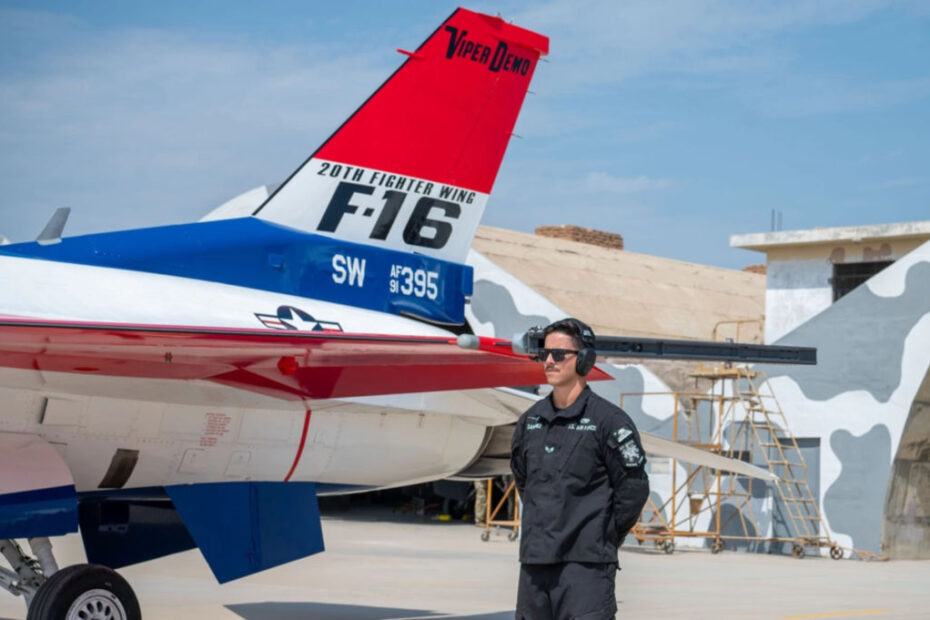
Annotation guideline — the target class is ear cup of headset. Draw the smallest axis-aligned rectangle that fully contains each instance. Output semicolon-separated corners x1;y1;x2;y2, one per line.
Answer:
566;318;597;376
575;348;596;376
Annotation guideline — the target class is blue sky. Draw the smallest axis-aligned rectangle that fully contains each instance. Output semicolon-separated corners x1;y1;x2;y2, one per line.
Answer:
1;1;928;268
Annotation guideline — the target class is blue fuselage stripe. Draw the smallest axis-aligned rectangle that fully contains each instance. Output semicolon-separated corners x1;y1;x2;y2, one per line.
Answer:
0;484;78;538
0;218;473;325
0;484;76;506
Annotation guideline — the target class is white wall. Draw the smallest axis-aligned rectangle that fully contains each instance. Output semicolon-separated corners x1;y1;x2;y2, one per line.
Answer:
765;258;833;342
763;238;926;343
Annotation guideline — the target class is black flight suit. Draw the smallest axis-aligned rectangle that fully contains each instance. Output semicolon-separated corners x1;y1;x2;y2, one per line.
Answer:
511;386;649;619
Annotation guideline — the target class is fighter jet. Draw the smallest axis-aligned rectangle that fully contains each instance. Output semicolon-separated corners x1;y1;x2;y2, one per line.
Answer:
0;9;784;619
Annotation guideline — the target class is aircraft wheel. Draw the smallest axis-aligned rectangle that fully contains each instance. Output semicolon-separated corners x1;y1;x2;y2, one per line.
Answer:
711;539;725;554
791;544;806;559
663;540;675;555
507;530;519;542
480;530;490;542
830;546;844;560
27;564;140;620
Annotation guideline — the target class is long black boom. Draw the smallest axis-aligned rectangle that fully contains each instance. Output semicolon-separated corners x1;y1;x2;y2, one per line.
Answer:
511;329;817;365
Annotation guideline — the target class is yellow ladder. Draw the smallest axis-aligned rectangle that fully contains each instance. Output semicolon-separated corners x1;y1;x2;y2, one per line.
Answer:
734;368;833;554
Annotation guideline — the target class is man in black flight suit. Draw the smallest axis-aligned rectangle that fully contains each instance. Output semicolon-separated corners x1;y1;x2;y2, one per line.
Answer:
511;318;649;619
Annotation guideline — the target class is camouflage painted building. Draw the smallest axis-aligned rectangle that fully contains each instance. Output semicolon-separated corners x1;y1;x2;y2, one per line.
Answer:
467;222;930;559
733;221;930;559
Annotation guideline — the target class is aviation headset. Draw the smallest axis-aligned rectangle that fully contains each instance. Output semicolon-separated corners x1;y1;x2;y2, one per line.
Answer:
544;317;597;376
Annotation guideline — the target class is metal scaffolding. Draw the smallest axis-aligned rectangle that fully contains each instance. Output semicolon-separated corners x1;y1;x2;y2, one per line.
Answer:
628;364;846;559
478;477;520;542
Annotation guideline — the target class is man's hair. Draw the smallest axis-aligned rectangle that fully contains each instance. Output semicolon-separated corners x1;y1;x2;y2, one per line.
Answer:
544;318;595;350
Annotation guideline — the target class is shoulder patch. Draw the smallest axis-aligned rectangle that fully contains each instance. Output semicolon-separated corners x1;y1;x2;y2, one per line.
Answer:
619;439;645;468
613;427;633;444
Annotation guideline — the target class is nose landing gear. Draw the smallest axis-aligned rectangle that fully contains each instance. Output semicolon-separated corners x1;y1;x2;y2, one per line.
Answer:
27;564;139;620
1;538;140;620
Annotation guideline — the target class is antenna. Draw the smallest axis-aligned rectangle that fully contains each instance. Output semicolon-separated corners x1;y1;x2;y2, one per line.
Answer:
770;209;783;232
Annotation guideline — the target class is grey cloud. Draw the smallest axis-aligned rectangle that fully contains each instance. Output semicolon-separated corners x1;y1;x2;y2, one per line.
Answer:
0;16;392;242
511;0;896;90
864;177;930;191
745;75;930;118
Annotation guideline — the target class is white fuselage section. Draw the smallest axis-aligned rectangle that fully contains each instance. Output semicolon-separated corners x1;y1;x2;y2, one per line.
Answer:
0;255;509;493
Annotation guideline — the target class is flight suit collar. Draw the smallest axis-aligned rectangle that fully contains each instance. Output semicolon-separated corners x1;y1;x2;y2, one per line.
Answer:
540;386;592;423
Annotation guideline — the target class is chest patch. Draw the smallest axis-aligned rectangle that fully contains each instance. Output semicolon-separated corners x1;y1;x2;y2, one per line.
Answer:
619;439;644;467
567;421;597;431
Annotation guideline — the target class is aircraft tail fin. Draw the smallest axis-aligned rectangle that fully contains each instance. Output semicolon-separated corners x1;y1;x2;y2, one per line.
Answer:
253;9;549;263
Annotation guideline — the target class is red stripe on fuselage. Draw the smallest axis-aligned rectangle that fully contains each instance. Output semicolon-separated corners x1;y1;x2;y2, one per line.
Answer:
284;408;312;482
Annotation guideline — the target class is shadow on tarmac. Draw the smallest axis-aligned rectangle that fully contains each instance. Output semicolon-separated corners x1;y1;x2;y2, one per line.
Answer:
227;602;512;620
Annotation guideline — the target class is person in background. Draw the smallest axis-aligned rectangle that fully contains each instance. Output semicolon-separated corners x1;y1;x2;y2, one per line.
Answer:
473;479;487;525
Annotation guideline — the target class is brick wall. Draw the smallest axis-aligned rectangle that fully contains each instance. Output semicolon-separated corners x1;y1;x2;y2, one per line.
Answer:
534;225;624;250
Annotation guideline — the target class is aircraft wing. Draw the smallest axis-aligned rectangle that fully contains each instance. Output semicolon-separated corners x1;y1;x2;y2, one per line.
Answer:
641;433;779;481
0;318;611;401
441;387;781;482
454;428;781;482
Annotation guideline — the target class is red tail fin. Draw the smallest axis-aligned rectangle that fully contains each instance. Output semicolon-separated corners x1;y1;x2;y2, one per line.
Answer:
254;8;549;262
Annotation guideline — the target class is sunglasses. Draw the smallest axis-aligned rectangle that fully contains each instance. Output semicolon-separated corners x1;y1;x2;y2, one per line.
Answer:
536;348;579;362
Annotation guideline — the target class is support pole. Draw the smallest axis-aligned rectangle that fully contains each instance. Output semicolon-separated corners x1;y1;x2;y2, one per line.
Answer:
29;538;58;578
0;539;43;606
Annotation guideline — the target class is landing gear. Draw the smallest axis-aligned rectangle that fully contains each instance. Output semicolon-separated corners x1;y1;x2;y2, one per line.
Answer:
1;538;139;620
711;538;725;554
662;540;675;555
791;543;806;559
0;538;54;607
830;546;844;560
27;564;140;620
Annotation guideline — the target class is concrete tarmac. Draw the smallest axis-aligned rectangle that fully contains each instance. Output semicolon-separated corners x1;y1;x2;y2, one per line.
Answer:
2;508;928;619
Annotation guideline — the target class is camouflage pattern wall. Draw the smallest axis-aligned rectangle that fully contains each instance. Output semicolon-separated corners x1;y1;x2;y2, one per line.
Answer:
466;238;930;558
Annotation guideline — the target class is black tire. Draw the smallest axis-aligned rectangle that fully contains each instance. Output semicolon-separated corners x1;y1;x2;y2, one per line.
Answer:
507;530;519;542
791;544;805;559
480;530;490;542
830;546;844;560
27;564;140;620
663;540;675;555
711;539;725;554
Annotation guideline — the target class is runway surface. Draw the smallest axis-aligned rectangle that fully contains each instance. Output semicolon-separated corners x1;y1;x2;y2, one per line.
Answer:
2;508;928;619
